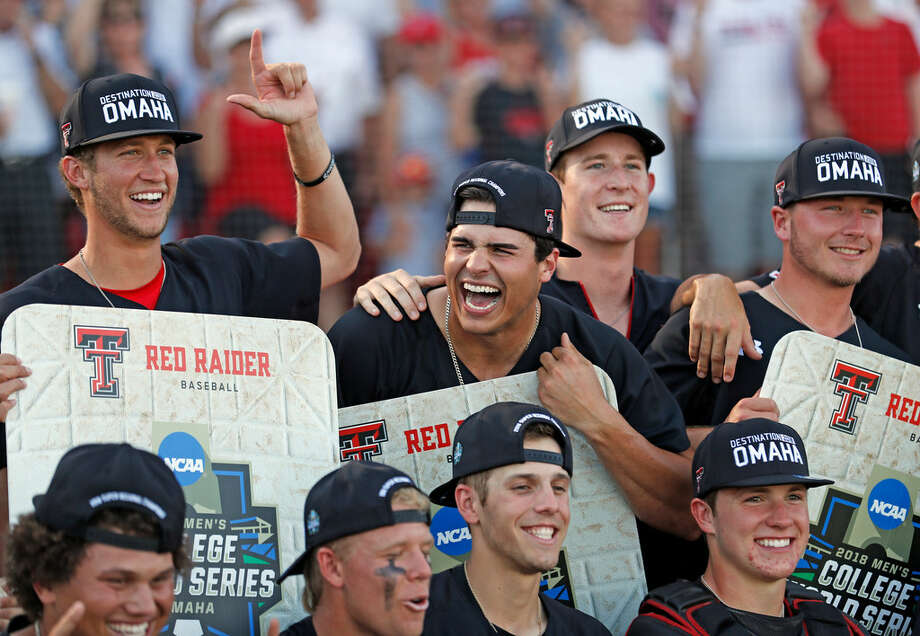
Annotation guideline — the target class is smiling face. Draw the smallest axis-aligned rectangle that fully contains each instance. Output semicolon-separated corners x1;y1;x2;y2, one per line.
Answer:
776;196;883;287
443;199;557;339
466;436;571;575
556;132;654;250
702;484;810;583
35;543;175;636
82;134;178;241
337;513;434;636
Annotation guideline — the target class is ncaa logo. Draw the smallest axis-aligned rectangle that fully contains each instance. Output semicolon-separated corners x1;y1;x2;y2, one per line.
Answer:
866;478;910;531
430;507;471;557
158;432;206;486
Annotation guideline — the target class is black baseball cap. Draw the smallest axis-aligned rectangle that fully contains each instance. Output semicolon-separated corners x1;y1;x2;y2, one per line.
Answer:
692;418;833;499
59;73;202;155
279;461;429;582
446;160;581;257
429;402;574;507
544;98;665;172
33;443;186;553
773;137;908;210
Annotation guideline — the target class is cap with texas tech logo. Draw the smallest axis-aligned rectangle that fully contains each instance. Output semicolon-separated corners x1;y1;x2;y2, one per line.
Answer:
59;73;202;155
544;98;665;171
446;160;581;257
692;418;834;499
33;443;186;553
429;401;574;507
773;137;908;211
279;461;429;582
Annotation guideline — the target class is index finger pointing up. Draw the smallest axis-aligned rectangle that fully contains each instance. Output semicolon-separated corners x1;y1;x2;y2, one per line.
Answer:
249;28;266;76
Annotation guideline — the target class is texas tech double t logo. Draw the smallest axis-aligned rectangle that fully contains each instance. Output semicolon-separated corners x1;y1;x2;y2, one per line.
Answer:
829;360;881;435
339;419;388;462
74;326;130;398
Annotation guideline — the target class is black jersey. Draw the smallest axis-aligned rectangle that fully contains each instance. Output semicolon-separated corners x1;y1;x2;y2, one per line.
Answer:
645;292;909;428
0;235;321;469
851;243;920;364
329;293;689;454
540;269;681;353
424;564;611;635
627;579;865;635
0;235;321;328
280;616;316;636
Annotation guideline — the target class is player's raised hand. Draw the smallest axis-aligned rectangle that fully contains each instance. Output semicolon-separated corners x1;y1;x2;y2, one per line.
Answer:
353;270;445;320
0;353;30;422
268;618;281;636
227;29;317;126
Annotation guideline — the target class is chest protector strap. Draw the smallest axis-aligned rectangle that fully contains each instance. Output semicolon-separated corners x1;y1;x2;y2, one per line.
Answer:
637;580;863;635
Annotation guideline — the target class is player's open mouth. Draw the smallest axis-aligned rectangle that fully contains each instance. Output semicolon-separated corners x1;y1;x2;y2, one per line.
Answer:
106;621;150;636
599;203;631;213
524;525;557;543
129;191;165;206
404;596;429;612
829;246;864;256
755;538;791;548
462;282;501;312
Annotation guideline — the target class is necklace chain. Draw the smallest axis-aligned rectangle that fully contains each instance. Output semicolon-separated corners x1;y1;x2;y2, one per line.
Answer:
700;575;732;608
464;561;544;634
78;249;115;308
769;282;862;348
78;249;166;309
444;295;541;386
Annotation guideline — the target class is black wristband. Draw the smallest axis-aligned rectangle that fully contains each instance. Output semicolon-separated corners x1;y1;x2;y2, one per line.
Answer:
294;152;336;187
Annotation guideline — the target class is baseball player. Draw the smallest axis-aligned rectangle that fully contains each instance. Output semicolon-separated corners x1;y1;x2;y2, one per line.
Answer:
424;401;610;635
353;98;755;381
0;29;361;553
3;443;191;636
646;137;910;433
277;461;432;636
329;159;700;542
848;138;920;364
626;418;864;635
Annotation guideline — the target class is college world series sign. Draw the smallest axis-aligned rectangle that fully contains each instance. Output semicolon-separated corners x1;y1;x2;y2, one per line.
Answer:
337;371;647;635
2;305;342;634
761;332;920;636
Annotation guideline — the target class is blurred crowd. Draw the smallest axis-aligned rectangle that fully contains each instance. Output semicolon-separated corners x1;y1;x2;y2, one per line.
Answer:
2;0;920;326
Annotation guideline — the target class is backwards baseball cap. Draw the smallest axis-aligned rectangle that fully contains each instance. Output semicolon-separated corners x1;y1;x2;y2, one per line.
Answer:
544;98;665;172
446;160;581;257
692;418;833;499
279;461;429;582
33;443;186;553
429;402;574;507
773;137;908;210
59;73;202;155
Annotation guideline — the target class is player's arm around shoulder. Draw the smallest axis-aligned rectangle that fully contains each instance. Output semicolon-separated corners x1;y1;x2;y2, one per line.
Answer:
226;30;360;289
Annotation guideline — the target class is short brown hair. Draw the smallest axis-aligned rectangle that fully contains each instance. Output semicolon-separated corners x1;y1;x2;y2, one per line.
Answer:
59;146;96;214
7;508;189;621
301;486;430;612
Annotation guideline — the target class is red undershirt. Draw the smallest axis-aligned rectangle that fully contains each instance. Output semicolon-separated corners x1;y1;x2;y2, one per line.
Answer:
101;261;166;309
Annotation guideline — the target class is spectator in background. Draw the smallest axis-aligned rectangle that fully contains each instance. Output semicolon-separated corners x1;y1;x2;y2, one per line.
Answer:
799;0;920;243
367;154;443;276
451;13;561;168
571;0;677;273
0;0;72;287
194;5;297;236
671;0;806;280
264;0;381;198
445;0;496;70
378;12;460;200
